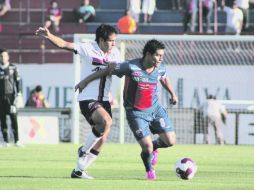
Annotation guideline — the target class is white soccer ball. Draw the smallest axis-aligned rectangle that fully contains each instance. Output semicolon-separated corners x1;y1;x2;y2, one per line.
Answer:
175;157;197;180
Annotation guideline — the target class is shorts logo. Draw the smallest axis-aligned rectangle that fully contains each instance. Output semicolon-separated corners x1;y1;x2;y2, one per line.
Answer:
159;118;166;128
88;102;95;109
135;129;143;138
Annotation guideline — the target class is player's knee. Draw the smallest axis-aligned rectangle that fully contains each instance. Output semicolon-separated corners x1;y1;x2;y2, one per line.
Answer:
104;115;112;128
161;138;176;147
169;139;176;146
168;137;176;146
141;143;153;153
168;132;176;146
101;116;112;131
95;116;112;135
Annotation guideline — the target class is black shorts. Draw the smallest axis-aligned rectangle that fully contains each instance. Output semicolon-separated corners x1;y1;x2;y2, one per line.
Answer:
79;100;112;125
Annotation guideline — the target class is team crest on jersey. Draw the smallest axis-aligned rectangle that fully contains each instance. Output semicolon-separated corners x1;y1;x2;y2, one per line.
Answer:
9;69;14;75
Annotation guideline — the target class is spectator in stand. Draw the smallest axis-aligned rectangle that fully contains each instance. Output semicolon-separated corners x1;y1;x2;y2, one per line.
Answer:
73;0;96;24
117;10;137;34
200;0;215;33
172;0;182;10
142;0;156;23
0;0;11;32
223;0;243;35
235;0;250;31
45;0;62;33
182;0;198;33
0;0;11;17
25;85;49;108
127;0;141;23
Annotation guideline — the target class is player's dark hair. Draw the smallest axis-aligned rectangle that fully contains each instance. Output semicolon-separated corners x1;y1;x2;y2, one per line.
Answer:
0;48;7;54
50;0;57;6
95;24;118;44
142;39;165;58
35;85;42;92
0;48;7;64
207;95;216;100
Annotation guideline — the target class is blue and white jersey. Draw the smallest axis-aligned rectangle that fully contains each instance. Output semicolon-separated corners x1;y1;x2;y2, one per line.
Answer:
113;58;167;112
74;41;121;101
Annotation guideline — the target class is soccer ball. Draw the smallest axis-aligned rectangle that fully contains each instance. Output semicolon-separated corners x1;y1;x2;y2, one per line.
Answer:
175;157;197;180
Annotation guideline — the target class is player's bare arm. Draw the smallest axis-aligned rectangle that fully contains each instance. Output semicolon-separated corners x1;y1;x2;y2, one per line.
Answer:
160;77;178;105
75;63;117;93
35;27;74;51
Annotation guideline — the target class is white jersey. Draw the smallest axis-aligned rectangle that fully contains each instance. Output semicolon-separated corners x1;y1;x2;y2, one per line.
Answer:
224;6;243;34
200;99;227;120
142;0;156;15
236;0;249;9
74;41;121;102
129;0;141;14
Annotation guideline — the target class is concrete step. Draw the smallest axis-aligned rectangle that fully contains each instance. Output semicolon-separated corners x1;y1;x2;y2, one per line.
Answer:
98;0;126;9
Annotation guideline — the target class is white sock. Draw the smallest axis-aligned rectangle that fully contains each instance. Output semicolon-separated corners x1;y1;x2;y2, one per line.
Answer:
81;132;101;153
76;152;98;172
75;132;101;171
83;153;98;170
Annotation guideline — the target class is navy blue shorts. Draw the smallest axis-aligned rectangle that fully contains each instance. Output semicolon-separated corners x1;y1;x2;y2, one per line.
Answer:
125;104;174;141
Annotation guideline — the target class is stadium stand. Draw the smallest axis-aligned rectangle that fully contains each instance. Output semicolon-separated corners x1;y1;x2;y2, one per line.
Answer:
0;0;254;64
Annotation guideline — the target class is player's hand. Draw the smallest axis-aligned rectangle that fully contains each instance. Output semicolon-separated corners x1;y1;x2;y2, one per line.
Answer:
35;27;49;37
75;81;88;93
170;96;178;105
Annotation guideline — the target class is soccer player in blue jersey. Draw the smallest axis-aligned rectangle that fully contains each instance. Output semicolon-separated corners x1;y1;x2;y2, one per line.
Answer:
76;39;178;180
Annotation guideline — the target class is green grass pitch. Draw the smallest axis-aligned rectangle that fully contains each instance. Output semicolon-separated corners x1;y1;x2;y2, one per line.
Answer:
0;144;254;190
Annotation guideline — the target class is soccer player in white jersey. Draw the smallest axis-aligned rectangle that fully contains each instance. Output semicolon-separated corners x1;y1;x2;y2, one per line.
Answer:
35;24;121;179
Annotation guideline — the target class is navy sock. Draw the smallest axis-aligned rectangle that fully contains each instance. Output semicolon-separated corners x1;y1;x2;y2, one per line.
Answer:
140;151;153;172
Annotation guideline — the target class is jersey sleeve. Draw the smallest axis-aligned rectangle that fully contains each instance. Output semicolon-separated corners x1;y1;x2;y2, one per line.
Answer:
112;61;130;78
74;42;89;56
14;66;21;94
158;64;167;80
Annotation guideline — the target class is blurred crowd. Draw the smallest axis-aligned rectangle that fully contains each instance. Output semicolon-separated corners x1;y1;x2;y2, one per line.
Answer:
0;0;254;35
